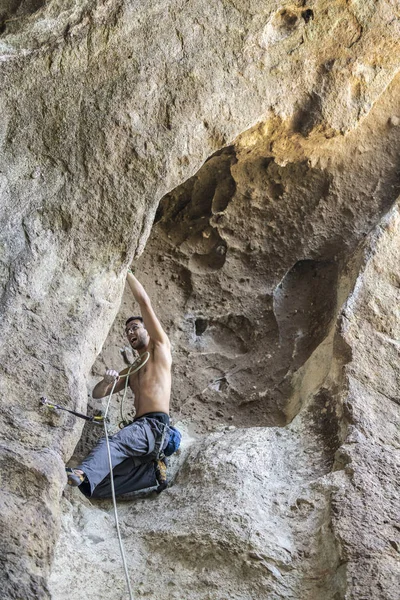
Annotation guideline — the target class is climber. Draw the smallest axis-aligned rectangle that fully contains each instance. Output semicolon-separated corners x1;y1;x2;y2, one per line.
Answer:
66;270;173;497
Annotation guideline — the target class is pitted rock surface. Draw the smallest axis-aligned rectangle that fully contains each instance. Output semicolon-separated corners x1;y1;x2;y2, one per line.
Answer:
98;71;400;433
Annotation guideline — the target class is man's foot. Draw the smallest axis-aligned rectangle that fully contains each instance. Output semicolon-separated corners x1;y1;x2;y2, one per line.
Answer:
66;468;85;487
155;459;168;493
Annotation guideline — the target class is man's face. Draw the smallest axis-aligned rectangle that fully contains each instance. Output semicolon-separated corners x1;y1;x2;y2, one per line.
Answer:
125;320;148;350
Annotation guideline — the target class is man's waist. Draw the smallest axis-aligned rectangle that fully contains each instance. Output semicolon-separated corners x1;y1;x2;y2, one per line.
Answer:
134;411;170;426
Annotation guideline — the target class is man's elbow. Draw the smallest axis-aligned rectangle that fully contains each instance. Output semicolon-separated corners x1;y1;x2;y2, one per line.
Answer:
137;292;151;308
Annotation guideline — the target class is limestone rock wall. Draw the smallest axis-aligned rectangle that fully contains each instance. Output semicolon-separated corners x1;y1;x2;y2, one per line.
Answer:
0;1;399;598
332;205;400;598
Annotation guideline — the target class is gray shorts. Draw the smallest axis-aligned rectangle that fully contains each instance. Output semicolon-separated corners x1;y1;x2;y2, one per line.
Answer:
78;413;169;498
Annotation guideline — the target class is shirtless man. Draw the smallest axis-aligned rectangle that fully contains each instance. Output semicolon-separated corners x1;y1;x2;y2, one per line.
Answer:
66;272;173;497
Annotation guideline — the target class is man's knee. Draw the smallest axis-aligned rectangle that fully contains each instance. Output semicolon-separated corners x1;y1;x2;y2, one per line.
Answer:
113;421;151;456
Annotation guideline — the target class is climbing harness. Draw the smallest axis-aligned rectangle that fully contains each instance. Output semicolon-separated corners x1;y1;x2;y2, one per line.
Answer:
117;351;150;428
39;397;105;424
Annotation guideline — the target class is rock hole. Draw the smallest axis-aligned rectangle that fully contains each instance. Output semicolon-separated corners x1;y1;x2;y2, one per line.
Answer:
308;388;341;464
195;318;208;336
269;181;284;200
302;9;314;23
291;92;323;137
209;376;229;393
280;9;298;28
211;175;236;213
260;157;274;169
191;315;250;357
323;59;335;72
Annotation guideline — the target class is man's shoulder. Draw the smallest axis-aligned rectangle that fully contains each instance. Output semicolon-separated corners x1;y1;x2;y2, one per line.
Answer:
150;336;171;350
150;338;172;362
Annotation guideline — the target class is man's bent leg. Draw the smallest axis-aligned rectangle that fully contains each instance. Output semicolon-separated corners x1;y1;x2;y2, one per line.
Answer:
76;420;157;495
79;459;158;499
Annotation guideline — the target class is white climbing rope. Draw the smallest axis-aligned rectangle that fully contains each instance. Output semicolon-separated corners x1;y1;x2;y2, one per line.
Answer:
103;377;134;600
102;354;149;600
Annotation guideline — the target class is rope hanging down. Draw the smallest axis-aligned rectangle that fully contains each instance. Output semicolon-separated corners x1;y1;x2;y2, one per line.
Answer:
101;353;150;600
103;378;134;600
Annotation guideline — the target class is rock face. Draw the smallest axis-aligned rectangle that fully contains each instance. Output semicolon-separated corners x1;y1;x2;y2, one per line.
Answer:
332;206;400;599
52;422;346;600
0;1;399;599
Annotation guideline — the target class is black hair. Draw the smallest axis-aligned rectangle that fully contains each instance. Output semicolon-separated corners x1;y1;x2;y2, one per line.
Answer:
125;316;144;326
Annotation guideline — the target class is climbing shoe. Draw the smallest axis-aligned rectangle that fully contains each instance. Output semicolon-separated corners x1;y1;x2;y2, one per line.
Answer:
66;468;85;487
155;459;168;493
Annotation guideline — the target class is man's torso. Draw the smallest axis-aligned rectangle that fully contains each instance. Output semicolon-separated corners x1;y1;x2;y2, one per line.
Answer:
129;342;172;417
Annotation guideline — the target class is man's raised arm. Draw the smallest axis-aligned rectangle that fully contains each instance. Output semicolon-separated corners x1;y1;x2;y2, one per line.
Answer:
127;271;170;346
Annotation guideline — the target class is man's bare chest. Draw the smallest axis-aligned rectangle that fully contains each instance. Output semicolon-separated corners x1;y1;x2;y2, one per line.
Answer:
129;363;154;394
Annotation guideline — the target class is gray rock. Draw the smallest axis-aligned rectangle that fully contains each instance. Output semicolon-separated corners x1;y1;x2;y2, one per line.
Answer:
0;1;399;599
